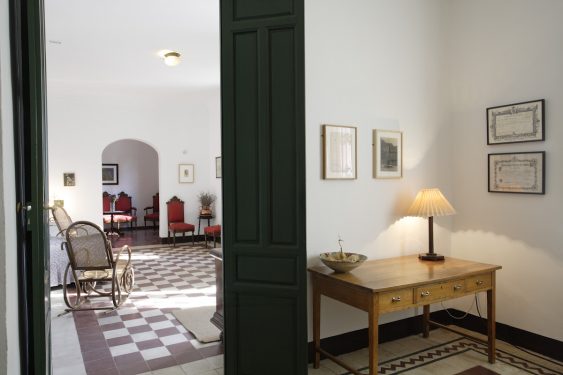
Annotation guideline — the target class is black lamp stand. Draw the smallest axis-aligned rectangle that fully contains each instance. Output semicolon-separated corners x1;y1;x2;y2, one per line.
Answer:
419;216;444;261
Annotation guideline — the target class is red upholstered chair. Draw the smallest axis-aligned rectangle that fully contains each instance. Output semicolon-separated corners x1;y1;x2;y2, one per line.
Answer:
204;225;221;248
102;192;113;225
114;192;137;229
167;196;195;247
144;193;159;230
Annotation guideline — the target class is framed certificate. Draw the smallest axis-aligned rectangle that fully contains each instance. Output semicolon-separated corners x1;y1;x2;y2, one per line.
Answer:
487;99;544;144
488;152;545;194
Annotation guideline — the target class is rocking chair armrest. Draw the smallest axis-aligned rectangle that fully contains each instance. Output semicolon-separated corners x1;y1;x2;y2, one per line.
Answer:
114;245;133;268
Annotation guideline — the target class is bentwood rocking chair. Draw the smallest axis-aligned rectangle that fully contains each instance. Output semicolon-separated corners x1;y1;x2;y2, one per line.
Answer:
62;221;134;311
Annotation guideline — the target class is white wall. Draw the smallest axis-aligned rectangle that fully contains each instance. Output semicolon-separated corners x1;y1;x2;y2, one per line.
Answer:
447;0;563;341
48;84;222;237
306;0;453;340
102;139;159;218
0;0;20;371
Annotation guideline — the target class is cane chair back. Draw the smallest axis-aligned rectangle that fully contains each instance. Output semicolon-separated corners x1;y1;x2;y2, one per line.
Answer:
65;222;113;270
50;205;73;236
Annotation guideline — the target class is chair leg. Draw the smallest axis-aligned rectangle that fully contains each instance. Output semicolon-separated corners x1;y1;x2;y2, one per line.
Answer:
168;230;170;245
173;231;176;247
213;233;217;248
192;231;195;246
205;234;208;248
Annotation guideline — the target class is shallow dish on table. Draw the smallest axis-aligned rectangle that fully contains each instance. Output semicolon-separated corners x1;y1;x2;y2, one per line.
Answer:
319;252;367;273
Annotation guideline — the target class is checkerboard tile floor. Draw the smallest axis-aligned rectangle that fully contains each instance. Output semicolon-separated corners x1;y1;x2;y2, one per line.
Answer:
54;243;223;375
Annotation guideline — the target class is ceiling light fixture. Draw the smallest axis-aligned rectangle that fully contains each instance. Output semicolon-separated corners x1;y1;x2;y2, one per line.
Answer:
158;50;181;66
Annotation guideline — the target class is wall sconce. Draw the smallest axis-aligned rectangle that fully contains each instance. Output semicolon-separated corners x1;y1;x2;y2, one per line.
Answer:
158;50;181;66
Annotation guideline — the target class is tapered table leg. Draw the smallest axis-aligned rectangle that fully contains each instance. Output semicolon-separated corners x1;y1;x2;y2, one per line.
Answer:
368;294;379;375
422;304;430;338
313;280;321;368
487;273;496;363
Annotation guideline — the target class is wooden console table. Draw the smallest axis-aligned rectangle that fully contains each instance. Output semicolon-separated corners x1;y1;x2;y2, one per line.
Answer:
308;255;501;375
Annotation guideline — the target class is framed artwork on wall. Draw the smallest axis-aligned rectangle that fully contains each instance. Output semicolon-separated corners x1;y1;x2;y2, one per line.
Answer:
487;99;545;144
179;164;195;183
322;124;357;180
216;157;222;178
488;151;545;194
373;129;402;179
102;164;119;185
63;172;75;187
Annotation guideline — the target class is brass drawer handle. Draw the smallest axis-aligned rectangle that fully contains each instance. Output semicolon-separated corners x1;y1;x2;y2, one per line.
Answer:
420;291;430;297
476;280;484;286
453;284;462;290
391;296;401;303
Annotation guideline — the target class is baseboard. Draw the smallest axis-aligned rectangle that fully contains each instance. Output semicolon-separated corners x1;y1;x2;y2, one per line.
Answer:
308;309;562;363
159;235;221;245
432;308;563;362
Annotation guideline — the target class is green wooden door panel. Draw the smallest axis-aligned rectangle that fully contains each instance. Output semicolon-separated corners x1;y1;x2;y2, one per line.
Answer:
234;0;293;20
221;0;306;373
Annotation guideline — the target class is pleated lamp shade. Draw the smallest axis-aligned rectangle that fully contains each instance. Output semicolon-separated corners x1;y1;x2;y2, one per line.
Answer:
407;188;456;218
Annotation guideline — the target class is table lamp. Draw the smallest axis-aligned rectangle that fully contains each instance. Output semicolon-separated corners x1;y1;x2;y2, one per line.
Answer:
406;188;456;261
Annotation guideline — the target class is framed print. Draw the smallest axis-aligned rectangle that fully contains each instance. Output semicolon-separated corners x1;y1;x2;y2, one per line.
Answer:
322;125;357;179
487;99;544;144
488;152;545;194
179;164;195;183
63;172;75;187
216;156;222;178
373;130;402;178
102;164;119;185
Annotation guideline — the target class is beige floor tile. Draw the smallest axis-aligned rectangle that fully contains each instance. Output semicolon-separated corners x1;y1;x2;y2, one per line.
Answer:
181;358;215;375
151;365;187;375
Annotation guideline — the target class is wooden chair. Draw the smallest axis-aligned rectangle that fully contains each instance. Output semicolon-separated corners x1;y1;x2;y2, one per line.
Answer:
144;193;159;230
204;225;221;248
167;196;195;247
102;191;113;225
114;191;137;229
62;221;134;311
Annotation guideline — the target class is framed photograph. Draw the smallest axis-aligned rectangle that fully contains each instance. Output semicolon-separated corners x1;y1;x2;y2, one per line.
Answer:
216;157;222;178
322;125;357;179
373;130;402;178
63;172;75;187
487;99;544;144
488;152;545;194
179;164;195;183
102;164;119;185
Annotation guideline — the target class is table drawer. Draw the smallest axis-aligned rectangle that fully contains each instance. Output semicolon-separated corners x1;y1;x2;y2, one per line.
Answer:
415;279;466;304
466;273;492;292
379;288;413;312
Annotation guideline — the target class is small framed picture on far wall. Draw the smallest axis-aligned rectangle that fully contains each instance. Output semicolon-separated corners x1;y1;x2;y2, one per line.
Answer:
179;164;195;183
373;129;403;179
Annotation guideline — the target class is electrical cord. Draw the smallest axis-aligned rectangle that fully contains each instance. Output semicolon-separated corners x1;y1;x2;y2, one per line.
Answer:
440;294;477;320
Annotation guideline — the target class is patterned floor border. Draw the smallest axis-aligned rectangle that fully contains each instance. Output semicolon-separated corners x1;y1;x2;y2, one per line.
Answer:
341;335;562;375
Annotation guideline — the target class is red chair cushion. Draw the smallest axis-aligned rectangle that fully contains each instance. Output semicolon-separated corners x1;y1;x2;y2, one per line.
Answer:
204;225;221;235
145;213;159;220
169;222;195;232
114;215;135;223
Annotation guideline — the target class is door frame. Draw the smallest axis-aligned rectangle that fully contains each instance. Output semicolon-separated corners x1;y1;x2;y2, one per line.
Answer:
9;1;308;374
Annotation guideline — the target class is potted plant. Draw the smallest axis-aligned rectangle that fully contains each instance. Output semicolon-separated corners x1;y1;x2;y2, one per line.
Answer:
198;192;216;216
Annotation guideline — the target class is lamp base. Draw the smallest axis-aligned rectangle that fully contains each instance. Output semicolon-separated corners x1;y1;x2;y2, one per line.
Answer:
418;252;445;261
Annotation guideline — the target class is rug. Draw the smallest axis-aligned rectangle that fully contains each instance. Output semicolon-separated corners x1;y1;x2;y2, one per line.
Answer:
173;306;221;343
334;328;563;375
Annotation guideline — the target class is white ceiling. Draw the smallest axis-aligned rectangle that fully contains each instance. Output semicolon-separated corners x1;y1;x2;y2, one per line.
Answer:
45;0;220;89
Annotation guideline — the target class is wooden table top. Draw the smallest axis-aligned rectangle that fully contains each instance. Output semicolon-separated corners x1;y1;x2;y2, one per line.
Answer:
308;255;501;293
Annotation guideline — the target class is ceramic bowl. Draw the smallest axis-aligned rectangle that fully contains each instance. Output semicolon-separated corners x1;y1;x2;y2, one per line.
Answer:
319;252;367;273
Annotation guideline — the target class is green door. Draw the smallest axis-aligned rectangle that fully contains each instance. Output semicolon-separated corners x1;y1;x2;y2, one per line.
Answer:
10;0;51;374
220;0;307;374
